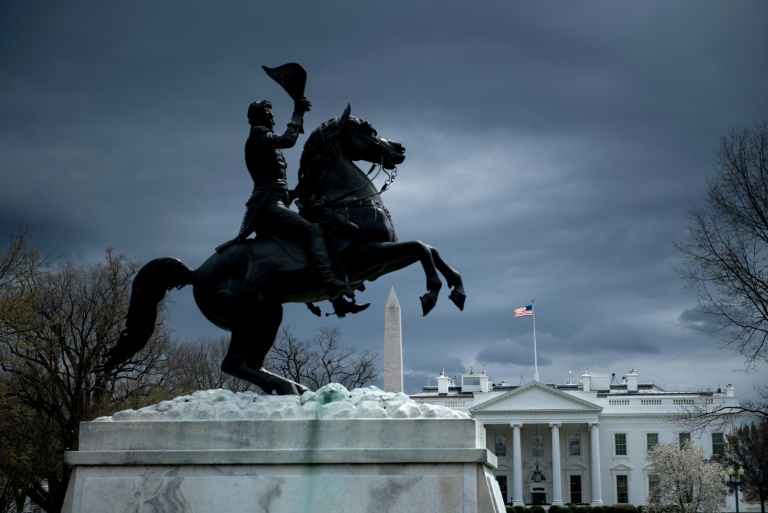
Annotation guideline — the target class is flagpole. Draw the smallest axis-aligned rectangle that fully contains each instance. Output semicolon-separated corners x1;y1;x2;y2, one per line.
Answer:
532;299;539;382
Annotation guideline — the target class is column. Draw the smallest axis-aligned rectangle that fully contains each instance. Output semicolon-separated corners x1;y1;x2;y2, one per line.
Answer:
589;422;603;506
512;423;524;507
550;423;563;506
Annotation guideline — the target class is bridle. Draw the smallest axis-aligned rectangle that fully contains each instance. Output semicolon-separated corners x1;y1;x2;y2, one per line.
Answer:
302;124;400;210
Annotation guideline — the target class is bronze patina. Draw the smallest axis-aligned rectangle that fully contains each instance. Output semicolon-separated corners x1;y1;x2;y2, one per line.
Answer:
102;65;465;395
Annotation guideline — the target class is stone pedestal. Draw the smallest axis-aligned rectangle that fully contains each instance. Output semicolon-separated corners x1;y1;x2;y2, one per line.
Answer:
62;387;504;513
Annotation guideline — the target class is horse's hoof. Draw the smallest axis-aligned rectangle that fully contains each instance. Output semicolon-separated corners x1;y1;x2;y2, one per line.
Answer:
285;382;311;395
449;289;466;311
420;293;437;316
306;303;322;317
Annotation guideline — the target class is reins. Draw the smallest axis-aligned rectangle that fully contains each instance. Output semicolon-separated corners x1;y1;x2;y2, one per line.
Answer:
300;129;399;211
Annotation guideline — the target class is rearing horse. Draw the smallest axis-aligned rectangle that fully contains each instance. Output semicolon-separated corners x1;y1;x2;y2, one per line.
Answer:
102;105;465;395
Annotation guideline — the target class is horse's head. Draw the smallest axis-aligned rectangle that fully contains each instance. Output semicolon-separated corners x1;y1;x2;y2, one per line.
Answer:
300;106;405;175
336;104;406;170
297;106;406;206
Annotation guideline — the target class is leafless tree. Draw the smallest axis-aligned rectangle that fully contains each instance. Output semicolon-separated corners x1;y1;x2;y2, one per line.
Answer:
168;328;378;394
0;234;175;513
265;326;378;390
167;336;257;394
676;121;768;368
675;121;768;430
678;387;768;435
723;420;768;513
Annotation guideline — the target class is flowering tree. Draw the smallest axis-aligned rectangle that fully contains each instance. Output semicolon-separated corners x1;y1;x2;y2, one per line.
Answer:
646;442;726;513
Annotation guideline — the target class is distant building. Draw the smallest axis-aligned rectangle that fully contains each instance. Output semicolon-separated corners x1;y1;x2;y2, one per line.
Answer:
410;369;744;510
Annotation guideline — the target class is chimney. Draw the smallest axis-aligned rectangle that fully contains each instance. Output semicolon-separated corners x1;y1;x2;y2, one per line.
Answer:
437;372;451;395
726;383;735;397
479;371;490;393
626;369;638;393
582;372;591;392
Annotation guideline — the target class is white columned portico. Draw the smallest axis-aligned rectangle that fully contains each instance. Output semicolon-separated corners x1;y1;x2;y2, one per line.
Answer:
511;423;524;507
549;423;563;506
589;422;603;506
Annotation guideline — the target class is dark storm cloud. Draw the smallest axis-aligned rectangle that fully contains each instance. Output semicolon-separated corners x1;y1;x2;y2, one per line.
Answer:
1;1;767;398
477;339;554;367
677;308;720;332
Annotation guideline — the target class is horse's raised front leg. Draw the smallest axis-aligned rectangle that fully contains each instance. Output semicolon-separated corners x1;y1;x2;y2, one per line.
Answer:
354;240;442;316
221;303;310;395
428;246;466;311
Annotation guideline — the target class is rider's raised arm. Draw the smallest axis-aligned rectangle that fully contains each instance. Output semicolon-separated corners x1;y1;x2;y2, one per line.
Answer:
259;98;311;149
259;121;302;149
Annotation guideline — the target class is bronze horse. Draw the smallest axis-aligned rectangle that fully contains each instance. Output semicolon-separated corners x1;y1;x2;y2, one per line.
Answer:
102;105;465;395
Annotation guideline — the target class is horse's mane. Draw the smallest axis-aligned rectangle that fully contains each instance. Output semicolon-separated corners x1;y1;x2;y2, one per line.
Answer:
296;115;361;205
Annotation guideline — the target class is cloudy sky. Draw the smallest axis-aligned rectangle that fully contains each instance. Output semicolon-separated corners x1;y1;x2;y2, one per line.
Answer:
2;2;767;399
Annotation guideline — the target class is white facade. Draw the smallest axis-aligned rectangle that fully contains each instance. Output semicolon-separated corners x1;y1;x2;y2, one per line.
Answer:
411;370;744;510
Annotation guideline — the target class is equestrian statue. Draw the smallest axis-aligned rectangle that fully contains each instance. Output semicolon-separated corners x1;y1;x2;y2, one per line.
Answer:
101;64;465;395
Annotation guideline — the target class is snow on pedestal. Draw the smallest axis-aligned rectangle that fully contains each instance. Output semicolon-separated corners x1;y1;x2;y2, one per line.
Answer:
63;384;503;513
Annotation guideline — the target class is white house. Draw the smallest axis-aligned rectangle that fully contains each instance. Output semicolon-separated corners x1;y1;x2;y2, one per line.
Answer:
410;369;744;510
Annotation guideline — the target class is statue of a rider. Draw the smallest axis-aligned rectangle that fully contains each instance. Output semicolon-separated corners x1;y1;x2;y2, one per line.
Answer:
217;64;366;316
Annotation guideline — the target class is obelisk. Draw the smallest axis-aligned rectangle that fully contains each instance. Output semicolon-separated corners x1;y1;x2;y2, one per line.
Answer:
384;287;403;393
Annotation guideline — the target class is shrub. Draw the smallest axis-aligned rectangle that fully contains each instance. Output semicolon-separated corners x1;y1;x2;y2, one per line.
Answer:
531;506;546;513
549;505;562;513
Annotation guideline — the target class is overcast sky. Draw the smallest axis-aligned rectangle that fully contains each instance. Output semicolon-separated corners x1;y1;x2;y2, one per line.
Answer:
2;2;767;399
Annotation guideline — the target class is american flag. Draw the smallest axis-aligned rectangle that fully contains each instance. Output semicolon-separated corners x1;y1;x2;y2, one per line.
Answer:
514;305;533;318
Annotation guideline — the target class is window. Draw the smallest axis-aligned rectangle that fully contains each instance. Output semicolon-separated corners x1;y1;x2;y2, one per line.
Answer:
570;475;582;504
616;475;629;503
646;433;659;453
495;434;507;457
679;432;691;449
532;434;544;457
568;433;581;456
615;433;627;456
496;475;508;503
712;432;725;457
648;474;660;497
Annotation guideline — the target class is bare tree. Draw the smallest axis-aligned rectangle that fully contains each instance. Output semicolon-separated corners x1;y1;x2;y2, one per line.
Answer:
266;326;378;390
167;336;257;394
724;420;768;513
0;238;175;513
677;389;768;436
0;227;48;341
0;227;50;513
647;442;727;513
676;121;768;368
675;121;768;430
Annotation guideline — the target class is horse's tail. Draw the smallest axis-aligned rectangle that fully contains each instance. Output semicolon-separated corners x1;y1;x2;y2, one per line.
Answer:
100;257;194;372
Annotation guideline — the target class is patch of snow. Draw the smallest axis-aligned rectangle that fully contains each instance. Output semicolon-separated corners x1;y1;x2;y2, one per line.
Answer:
95;384;469;421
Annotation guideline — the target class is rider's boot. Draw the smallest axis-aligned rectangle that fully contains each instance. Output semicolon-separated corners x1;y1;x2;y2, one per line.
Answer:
308;228;349;299
331;297;370;318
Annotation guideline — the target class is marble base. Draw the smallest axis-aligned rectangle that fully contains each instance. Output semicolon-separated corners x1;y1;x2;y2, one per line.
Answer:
63;418;504;513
